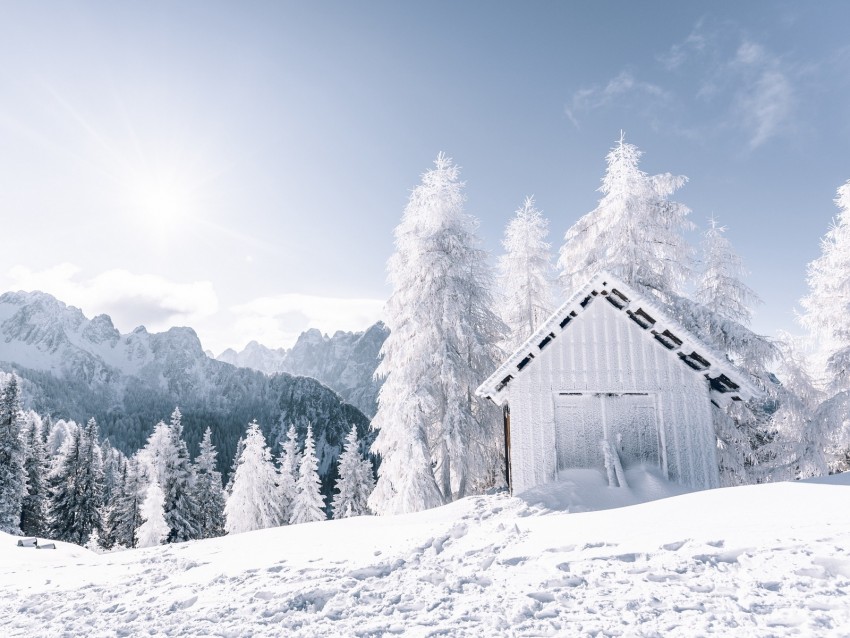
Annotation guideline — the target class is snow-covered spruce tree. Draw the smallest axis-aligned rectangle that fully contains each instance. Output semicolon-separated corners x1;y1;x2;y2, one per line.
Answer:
106;456;145;549
224;421;282;534
369;153;505;515
697;219;760;331
48;418;104;545
290;424;326;524
684;216;781;484
140;420;171;487
275;424;299;524
558;133;693;303
766;335;828;478
800;179;850;467
225;436;245;495
0;376;27;534
498;196;555;351
332;424;374;519
192;427;226;539
161;408;200;543
135;479;168;548
20;412;48;537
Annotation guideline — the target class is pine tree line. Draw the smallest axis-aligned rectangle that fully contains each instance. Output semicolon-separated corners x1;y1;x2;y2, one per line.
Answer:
0;376;376;544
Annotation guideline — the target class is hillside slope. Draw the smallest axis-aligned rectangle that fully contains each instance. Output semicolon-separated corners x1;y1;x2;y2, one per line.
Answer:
2;474;848;637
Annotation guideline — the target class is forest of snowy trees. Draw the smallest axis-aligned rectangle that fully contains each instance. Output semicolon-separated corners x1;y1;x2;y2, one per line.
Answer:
0;373;374;547
2;134;850;546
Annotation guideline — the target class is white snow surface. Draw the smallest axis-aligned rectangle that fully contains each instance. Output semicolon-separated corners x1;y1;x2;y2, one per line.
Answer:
2;471;849;637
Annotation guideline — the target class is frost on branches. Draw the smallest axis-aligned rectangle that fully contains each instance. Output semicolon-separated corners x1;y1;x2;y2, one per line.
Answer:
192;427;226;539
498;196;555;351
332;424;374;518
558;133;693;304
800;179;850;468
0;376;27;534
369;153;505;515
290;424;326;524
136;480;168;548
276;424;299;524
224;421;282;535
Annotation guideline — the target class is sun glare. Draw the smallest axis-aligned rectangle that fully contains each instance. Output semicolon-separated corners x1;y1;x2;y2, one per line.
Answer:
130;172;195;235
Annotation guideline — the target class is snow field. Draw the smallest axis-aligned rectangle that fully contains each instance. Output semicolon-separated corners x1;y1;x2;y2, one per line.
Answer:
2;474;849;637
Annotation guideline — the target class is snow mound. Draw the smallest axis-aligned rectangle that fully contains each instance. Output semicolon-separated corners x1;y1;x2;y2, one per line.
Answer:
518;466;693;513
2;476;849;637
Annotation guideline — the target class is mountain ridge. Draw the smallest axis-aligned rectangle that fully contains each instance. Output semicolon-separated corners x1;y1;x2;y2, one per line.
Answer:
0;289;373;494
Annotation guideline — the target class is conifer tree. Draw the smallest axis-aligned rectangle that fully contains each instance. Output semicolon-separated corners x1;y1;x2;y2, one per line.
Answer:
276;424;299;524
0;376;27;535
136;480;168;548
799;179;850;465
20;413;48;537
369;153;505;515
162;408;200;542
498;196;555;351
558;133;693;303
225;436;245;495
332;424;374;518
106;456;145;549
768;336;828;478
192;427;226;539
697;218;760;330
224;421;281;534
48;418;104;544
290;424;326;524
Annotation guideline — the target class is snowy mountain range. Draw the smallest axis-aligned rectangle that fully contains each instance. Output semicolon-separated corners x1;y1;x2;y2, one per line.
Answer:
217;322;388;417
0;290;371;492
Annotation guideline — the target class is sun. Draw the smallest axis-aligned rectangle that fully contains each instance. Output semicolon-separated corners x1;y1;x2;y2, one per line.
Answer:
130;171;195;235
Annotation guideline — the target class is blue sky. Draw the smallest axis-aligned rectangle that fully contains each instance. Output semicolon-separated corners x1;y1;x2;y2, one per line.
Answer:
1;2;848;353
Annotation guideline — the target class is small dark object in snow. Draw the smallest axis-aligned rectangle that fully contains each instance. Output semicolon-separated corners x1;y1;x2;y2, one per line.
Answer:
37;543;56;550
17;537;37;547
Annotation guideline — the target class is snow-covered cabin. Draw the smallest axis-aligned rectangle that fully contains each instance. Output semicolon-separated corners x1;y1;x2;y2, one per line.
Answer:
476;272;759;494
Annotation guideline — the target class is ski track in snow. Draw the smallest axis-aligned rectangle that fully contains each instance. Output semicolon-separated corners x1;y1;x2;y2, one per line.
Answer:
2;482;850;637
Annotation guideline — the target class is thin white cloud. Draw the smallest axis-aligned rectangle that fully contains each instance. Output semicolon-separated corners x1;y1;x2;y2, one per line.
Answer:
658;26;708;71
4;263;218;333
228;293;385;353
566;72;671;128
728;41;795;149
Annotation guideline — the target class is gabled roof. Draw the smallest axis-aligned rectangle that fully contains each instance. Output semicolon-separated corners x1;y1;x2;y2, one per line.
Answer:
477;271;761;407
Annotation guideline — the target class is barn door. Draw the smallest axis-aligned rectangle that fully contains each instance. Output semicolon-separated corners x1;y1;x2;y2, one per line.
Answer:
554;394;603;471
554;392;660;473
606;394;660;469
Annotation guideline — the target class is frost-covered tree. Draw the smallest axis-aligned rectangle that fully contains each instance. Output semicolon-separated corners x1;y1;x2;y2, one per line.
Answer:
140;420;171;487
136;480;168;548
161;408;200;543
558;133;693;303
799;179;850;465
46;419;77;457
225;436;245;495
20;413;48;537
48;418;104;545
332;425;374;519
224;421;282;534
766;335;828;478
0;377;27;534
369;153;505;515
192;427;226;539
275;424;299;524
290;424;326;524
105;456;145;549
498;196;555;350
697;218;760;330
